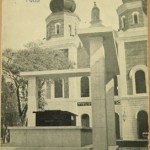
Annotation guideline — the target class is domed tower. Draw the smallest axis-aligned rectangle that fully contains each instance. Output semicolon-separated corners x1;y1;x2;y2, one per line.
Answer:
117;0;147;31
46;0;80;40
116;0;148;141
90;2;103;27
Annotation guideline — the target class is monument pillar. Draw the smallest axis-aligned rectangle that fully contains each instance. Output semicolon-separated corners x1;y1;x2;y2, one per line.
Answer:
106;79;116;146
89;37;108;150
27;77;38;126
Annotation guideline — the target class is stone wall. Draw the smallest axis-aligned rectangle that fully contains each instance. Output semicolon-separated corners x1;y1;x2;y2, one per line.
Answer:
124;40;147;95
121;96;148;140
8;127;92;147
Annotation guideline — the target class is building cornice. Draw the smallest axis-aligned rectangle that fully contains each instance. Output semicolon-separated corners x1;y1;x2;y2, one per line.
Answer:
117;27;148;42
20;68;90;77
118;95;148;100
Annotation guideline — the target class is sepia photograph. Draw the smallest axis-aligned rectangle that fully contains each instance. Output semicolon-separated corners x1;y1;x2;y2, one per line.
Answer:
1;0;149;150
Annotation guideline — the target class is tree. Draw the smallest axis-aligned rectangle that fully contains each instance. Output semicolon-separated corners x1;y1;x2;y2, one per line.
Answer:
2;41;73;126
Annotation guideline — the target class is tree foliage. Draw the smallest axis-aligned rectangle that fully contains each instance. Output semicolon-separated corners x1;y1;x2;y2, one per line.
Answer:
2;41;73;126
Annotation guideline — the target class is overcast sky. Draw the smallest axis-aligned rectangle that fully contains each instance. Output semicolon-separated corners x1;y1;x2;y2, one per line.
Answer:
2;0;122;50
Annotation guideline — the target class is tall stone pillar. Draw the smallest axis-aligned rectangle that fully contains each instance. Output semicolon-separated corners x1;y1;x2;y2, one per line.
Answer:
27;77;38;126
106;79;116;146
89;37;108;150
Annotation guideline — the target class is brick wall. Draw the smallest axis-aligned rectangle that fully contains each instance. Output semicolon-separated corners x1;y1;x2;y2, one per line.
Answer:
124;41;147;95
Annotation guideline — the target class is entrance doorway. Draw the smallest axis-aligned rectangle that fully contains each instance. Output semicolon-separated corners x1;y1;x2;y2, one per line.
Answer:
81;114;90;127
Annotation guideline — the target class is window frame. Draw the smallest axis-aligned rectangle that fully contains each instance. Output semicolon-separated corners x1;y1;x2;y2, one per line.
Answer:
121;16;126;28
129;65;148;95
132;12;139;24
81;114;90;127
54;79;64;99
55;23;61;35
80;76;90;98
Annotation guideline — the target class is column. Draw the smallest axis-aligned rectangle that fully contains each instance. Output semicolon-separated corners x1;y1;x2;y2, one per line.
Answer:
89;37;108;150
118;40;127;96
27;77;38;126
106;79;116;146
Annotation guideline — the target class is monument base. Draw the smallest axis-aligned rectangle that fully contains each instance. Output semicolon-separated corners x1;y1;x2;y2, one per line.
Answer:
1;145;93;150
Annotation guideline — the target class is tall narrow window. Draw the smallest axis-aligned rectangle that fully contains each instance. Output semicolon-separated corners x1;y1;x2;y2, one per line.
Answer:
54;79;63;98
121;16;126;28
132;12;139;24
55;23;61;35
114;76;118;96
115;113;120;139
81;114;90;127
135;70;146;93
134;14;138;24
56;24;60;34
69;25;72;36
46;81;51;99
47;26;50;39
81;76;89;97
137;111;148;139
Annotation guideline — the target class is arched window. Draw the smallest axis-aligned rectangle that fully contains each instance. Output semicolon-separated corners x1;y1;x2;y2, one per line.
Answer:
135;70;146;93
81;76;89;97
54;79;63;98
114;76;118;96
81;114;90;127
129;65;147;95
115;113;120;139
121;16;126;28
137;111;148;139
132;12;139;24
55;23;61;35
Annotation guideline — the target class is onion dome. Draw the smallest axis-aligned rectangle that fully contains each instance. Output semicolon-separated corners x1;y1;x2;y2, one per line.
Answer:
50;0;76;13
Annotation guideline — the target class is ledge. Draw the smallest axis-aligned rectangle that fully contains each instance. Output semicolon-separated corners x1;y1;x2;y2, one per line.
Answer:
20;68;90;77
8;126;92;130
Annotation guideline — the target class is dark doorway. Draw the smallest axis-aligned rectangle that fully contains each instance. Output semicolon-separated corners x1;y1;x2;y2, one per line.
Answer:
81;114;90;127
137;111;148;139
115;113;120;139
114;76;118;96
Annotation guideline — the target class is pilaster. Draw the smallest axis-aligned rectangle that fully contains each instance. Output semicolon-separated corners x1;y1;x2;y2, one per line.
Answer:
27;77;38;126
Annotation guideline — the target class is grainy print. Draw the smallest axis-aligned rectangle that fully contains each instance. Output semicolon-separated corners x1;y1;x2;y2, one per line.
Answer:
1;0;149;150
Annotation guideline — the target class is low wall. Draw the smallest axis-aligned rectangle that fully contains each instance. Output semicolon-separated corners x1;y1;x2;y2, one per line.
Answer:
8;127;92;147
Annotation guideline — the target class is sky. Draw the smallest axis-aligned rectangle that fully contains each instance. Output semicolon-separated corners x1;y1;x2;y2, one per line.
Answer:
2;0;122;50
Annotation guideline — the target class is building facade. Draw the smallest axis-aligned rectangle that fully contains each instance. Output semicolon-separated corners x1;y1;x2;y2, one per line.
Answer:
22;0;148;143
116;0;148;140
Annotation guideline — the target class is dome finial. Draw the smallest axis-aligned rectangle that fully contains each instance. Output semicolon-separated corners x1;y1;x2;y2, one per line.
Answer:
90;1;103;27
